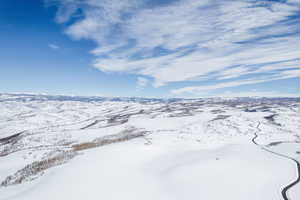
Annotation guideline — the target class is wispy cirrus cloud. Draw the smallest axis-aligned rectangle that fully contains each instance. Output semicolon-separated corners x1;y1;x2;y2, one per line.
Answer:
48;43;60;50
215;90;300;98
171;69;300;95
136;77;149;90
48;0;300;94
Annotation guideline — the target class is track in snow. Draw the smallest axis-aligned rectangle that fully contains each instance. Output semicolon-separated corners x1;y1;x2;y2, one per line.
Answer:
252;122;300;200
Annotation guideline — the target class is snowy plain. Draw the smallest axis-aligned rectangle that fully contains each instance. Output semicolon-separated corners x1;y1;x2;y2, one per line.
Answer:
0;94;300;200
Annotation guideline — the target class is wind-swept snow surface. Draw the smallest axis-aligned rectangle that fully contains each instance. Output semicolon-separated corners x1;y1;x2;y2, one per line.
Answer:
0;94;300;200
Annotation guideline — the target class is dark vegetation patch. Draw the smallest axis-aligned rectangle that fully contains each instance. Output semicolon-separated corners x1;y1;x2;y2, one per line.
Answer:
267;141;283;146
211;115;231;121
168;109;193;117
267;141;300;147
80;120;103;130
264;114;281;126
264;114;277;122
244;108;257;112
0;131;25;145
211;109;225;114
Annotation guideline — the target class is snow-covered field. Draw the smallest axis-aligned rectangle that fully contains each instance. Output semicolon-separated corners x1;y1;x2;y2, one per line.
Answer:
0;94;300;200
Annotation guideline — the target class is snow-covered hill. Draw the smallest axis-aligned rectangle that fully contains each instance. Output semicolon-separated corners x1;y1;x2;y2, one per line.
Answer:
0;93;300;200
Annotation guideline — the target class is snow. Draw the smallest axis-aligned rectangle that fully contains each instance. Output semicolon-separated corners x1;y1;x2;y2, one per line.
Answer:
0;94;300;200
1;139;294;200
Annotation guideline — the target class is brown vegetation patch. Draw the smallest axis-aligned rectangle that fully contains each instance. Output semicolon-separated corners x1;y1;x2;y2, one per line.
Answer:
1;127;147;187
1;151;76;187
73;129;146;151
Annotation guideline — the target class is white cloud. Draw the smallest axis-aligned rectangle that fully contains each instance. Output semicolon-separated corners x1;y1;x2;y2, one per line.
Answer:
136;77;149;90
216;90;300;98
171;79;267;95
171;68;300;95
216;66;251;80
51;0;300;91
49;44;60;50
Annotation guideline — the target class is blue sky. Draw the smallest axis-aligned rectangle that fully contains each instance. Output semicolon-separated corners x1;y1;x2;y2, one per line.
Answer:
1;0;300;97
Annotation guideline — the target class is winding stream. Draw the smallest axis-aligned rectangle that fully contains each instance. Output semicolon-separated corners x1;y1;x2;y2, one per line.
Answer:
252;122;300;200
